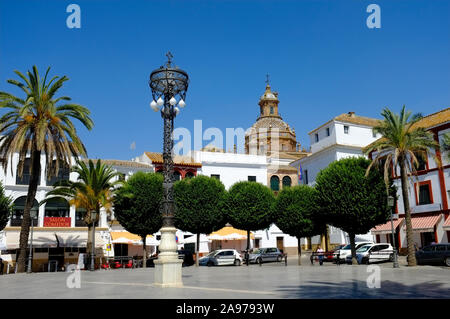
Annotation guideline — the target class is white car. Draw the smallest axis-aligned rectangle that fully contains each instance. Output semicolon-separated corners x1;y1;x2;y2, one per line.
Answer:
335;242;373;262
352;243;394;264
199;249;243;266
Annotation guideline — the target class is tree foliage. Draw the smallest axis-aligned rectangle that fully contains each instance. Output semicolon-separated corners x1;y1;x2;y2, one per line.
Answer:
224;181;275;234
174;175;226;234
0;182;13;231
114;172;163;238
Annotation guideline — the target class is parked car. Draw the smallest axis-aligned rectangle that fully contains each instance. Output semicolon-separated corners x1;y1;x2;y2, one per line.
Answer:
345;243;394;264
335;242;373;262
178;249;195;267
416;244;450;267
199;249;243;266
248;248;284;264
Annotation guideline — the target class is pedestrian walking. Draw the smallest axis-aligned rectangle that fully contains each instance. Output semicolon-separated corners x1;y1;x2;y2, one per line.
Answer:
0;257;4;275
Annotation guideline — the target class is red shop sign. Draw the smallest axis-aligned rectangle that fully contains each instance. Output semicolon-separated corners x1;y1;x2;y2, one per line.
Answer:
44;217;71;227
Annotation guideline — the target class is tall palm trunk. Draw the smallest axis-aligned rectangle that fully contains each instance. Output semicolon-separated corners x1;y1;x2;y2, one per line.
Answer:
400;158;417;266
297;237;302;265
17;149;41;273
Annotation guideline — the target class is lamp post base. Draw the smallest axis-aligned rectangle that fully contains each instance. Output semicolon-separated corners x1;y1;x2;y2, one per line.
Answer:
154;226;183;287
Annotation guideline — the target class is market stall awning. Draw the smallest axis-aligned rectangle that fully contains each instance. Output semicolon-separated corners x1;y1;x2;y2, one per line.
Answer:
2;230;105;249
371;218;404;235
441;216;450;231
208;226;254;240
403;214;443;232
110;232;158;246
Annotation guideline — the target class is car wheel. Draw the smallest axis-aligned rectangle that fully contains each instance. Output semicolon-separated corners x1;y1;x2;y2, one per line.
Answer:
207;261;213;267
389;254;394;262
234;259;241;266
445;257;450;267
256;257;262;264
277;255;282;262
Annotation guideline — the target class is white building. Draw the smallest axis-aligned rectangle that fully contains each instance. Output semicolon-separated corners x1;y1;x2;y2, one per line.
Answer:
290;111;382;249
370;108;450;251
0;156;153;272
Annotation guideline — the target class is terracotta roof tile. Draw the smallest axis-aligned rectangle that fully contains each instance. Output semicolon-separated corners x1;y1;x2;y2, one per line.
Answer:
144;152;202;167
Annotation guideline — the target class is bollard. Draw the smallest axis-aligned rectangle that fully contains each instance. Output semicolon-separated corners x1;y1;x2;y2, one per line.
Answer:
285;254;287;266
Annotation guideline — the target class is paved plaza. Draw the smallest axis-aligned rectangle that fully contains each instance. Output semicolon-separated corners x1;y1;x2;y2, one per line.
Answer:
0;255;448;299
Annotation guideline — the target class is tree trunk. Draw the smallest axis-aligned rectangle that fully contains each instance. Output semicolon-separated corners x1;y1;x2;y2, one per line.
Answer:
324;226;329;252
195;233;200;267
87;224;93;256
142;236;147;268
297;237;302;265
400;159;417;266
16;150;41;273
349;233;357;265
246;230;250;266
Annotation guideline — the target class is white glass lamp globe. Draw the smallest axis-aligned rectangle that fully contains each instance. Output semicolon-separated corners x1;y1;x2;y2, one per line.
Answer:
150;100;159;112
157;97;164;106
178;99;186;108
169;97;177;106
174;107;180;115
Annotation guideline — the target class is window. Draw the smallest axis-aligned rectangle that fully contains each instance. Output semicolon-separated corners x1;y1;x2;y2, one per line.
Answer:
344;126;349;134
282;176;291;188
211;174;220;180
414;152;427;171
270;176;280;191
372;130;377;138
11;197;39;226
75;208;87;227
270;106;274;114
248;176;256;182
304;170;309;185
326;128;330;137
44;198;70;218
416;181;433;205
315;134;319;143
46;161;70;186
16;158;41;186
185;172;195;178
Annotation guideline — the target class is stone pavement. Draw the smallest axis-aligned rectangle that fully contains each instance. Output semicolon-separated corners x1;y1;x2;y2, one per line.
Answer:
0;255;448;299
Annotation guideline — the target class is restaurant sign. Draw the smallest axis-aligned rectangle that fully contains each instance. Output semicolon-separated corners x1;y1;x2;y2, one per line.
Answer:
44;217;71;227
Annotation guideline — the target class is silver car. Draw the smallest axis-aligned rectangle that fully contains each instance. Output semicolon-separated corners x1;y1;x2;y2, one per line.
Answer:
248;248;284;264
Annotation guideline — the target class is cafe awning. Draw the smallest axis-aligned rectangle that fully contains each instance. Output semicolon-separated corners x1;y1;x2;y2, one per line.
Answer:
2;230;105;249
403;214;443;232
443;216;450;231
371;218;405;235
208;226;254;241
110;232;159;246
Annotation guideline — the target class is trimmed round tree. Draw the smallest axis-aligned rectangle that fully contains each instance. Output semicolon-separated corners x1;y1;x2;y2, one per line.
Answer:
314;157;392;264
174;175;227;266
0;182;13;231
224;181;276;264
114;172;163;267
275;185;324;265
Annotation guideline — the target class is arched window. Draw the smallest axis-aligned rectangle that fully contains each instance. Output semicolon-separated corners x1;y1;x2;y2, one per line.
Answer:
16;158;41;186
173;171;181;182
44;198;70;218
46;160;70;186
270;176;280;191
75;208;87;227
282;176;292;188
11;196;39;226
185;171;195;178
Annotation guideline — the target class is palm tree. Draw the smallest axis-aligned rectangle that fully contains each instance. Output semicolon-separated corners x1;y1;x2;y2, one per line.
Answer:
365;106;439;266
0;66;93;272
42;159;121;258
442;132;450;161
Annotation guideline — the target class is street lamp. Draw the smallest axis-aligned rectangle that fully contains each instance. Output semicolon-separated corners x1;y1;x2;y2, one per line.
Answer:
90;210;98;271
27;210;37;274
149;52;188;287
388;195;399;268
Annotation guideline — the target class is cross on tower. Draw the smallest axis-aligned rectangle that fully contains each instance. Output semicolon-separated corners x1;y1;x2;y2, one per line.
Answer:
166;51;173;66
265;73;270;85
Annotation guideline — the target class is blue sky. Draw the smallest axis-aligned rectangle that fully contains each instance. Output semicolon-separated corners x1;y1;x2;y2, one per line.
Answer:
0;0;449;160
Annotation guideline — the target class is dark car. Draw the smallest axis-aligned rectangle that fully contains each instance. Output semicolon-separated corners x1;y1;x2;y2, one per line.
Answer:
415;244;450;267
248;248;284;264
145;250;194;267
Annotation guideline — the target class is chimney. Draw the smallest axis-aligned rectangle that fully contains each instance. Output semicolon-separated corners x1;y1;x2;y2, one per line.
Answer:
348;111;355;117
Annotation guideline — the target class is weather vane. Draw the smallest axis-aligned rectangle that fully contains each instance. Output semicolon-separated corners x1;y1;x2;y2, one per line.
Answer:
166;51;173;67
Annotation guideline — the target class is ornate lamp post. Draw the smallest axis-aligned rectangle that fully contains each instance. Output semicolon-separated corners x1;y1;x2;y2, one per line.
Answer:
149;52;188;287
388;195;399;268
